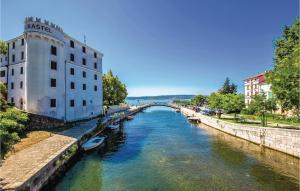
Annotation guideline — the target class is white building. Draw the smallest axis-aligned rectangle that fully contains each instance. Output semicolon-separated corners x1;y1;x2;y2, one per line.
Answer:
244;72;272;105
0;17;103;122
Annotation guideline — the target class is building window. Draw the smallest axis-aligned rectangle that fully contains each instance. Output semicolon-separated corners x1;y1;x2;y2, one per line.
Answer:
21;39;24;46
50;79;56;87
51;61;57;70
94;52;97;58
70;40;74;48
20;98;24;110
70;68;75;75
11;69;14;76
0;70;5;77
70;82;75;89
21;51;24;60
82;46;86;53
83;100;86;106
70;53;74;62
11;97;14;104
82;58;86;65
94;85;97;91
20;81;23;89
94;74;97;80
12;54;15;62
83;84;86;90
50;99;56;108
82;71;86;78
94;62;97;69
11;82;14;89
20;67;23;74
51;46;57;56
12;42;15;49
70;100;75;107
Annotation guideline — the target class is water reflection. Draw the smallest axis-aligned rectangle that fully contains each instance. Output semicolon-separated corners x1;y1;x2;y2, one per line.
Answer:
199;123;299;182
55;106;299;191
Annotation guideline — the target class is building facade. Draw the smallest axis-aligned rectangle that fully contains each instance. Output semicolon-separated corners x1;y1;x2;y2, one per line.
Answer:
0;17;103;121
244;72;272;105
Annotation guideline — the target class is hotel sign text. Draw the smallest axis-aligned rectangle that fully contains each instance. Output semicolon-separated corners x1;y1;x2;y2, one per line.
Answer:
25;21;64;41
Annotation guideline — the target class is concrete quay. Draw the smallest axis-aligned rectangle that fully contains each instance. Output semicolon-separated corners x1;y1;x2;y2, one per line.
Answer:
0;105;148;191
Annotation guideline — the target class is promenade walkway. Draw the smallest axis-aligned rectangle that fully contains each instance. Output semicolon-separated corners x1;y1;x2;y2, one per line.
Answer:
0;104;171;190
0;118;98;190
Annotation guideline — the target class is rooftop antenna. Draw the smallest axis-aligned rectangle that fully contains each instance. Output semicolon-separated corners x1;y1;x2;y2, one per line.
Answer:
84;35;86;45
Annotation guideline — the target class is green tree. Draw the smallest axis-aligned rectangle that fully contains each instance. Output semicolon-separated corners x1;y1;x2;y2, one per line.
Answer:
191;95;207;106
247;93;273;126
265;97;278;114
218;77;237;94
266;19;300;115
102;70;128;107
222;93;245;120
208;93;223;118
0;82;7;110
0;40;7;55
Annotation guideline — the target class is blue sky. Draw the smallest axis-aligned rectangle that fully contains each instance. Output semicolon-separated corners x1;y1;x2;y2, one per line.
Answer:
1;0;298;96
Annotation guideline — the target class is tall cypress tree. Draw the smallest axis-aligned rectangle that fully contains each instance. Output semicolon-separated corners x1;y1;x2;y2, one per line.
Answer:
219;77;237;94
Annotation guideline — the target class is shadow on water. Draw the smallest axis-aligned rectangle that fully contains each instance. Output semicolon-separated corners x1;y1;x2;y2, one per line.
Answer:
54;152;103;191
54;123;131;191
103;121;154;163
55;106;300;191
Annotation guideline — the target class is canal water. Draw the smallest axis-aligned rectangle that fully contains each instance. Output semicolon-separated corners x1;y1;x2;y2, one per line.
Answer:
54;106;299;191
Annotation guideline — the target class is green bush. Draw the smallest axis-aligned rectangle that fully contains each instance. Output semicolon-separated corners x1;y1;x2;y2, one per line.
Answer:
284;116;300;123
0;108;28;135
0;130;20;159
241;108;255;115
0;108;28;159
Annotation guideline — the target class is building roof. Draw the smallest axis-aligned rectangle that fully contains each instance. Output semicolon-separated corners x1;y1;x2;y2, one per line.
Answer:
244;72;266;82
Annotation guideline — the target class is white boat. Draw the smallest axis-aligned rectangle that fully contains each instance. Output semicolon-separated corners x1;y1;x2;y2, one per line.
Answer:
108;124;120;131
82;136;106;151
187;116;200;122
127;116;134;120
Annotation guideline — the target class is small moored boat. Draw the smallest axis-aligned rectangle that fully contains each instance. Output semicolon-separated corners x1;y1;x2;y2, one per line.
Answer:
187;116;200;122
126;116;134;120
108;124;120;131
82;136;106;151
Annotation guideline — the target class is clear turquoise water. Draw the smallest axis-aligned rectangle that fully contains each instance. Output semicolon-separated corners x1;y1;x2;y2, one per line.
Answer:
55;106;299;191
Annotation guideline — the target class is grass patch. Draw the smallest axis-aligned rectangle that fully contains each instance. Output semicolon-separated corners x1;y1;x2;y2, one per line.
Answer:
225;113;300;127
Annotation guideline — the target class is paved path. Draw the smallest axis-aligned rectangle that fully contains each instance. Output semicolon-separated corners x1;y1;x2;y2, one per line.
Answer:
0;118;98;190
0;104;168;190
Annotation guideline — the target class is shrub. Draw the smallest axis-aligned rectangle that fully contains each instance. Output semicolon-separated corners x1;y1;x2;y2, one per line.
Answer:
0;108;28;159
0;129;20;159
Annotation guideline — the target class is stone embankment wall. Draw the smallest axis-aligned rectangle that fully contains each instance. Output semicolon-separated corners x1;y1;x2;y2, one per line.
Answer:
181;107;300;158
27;113;65;130
15;106;145;191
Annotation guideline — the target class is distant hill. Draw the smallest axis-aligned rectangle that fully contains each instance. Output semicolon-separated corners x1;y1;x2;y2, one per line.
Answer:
127;95;194;100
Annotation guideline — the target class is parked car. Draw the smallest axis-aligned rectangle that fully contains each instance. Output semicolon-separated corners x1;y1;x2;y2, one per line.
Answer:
200;109;215;116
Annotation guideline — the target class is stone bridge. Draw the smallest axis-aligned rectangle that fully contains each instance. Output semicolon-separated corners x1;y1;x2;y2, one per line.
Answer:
140;102;179;109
